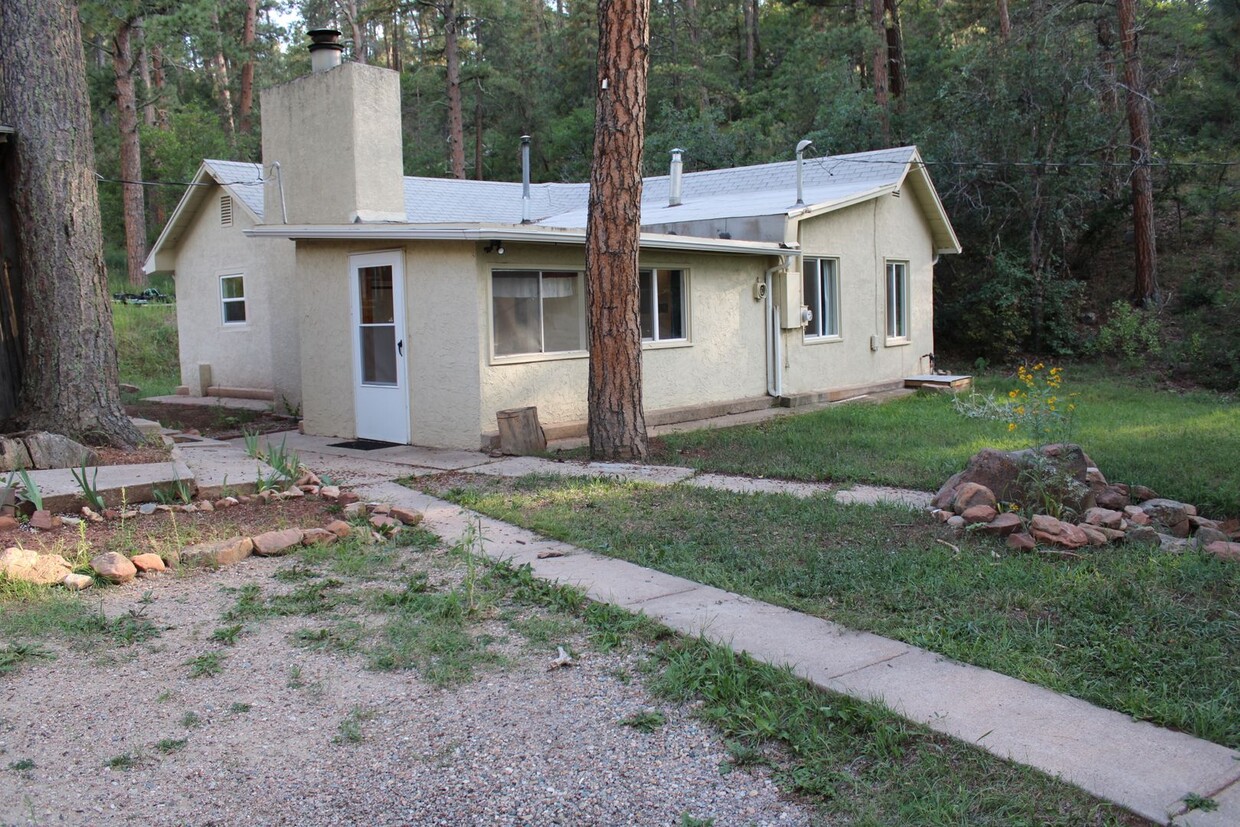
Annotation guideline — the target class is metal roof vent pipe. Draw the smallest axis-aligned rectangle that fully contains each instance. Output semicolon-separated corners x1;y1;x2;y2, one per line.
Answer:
795;139;813;206
308;29;344;73
520;135;532;224
669;148;685;207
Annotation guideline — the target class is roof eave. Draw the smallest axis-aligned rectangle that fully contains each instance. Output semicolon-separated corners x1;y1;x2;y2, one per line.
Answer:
144;162;214;275
245;222;791;256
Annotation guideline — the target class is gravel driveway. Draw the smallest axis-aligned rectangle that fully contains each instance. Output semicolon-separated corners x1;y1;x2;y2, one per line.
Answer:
1;549;813;826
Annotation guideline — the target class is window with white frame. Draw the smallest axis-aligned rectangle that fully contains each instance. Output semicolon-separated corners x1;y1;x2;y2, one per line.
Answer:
491;269;585;357
885;261;909;341
220;274;246;325
802;258;839;339
639;268;686;342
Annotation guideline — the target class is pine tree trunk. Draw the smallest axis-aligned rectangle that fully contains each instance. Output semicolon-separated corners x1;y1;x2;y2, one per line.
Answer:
0;0;142;447
1117;0;1157;303
871;0;891;143
586;0;650;461
997;0;1012;42
444;0;466;179
239;0;257;134
208;11;236;144
113;16;148;288
137;20;157;129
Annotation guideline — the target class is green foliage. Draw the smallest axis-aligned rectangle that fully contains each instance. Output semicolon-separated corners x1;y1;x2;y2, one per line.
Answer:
112;303;179;397
71;461;106;512
1094;301;1163;361
618;709;666;733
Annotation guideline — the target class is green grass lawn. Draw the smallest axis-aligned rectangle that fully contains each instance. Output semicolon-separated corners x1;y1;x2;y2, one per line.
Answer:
426;474;1240;751
112;302;179;397
650;368;1240;517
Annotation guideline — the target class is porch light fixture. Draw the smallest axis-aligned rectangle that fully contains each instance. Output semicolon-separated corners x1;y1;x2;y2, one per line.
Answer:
484;241;505;255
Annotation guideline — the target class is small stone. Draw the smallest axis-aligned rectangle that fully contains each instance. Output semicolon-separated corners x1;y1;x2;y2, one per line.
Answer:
370;514;400;531
319;486;342;502
931;509;952;523
138;503;158;516
1169;519;1191;539
1125;525;1161;547
301;528;337;546
1159;534;1190;553
1007;532;1036;551
60;516;82;527
298;485;319;496
1098;526;1127;541
952;482;998;515
222;496;239;507
130;553;166;573
81;507;104;523
296;472;321;488
1123;506;1151;526
214;499;230;509
946;515;965;529
1085;467;1107;486
1082;507;1123;529
370;503;391;515
196;500;215;512
1183;503;1198;517
91;551;137;584
155;504;174;512
0;515;18;530
239;495;253;504
1195;527;1229;546
1131;485;1159;501
119;382;141;395
62;572;94;591
1077;524;1110;546
0;547;38;578
325;520;353;538
181;537;253;567
980;512;1023;536
251;528;305;557
961;504;998;525
343;502;366;517
389;506;424;526
337;491;360;506
279;486;304;499
1204;540;1240;562
1140;498;1190;528
1189;515;1220;531
1029;514;1089;549
29;510;60;531
1095;484;1131;510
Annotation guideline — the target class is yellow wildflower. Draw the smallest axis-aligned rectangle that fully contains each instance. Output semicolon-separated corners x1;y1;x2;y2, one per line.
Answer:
1008;423;1017;432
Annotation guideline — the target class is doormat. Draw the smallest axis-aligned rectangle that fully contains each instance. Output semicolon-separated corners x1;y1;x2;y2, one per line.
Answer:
326;439;402;451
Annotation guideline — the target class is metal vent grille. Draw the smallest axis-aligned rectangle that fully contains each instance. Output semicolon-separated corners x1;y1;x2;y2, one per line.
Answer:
220;195;233;227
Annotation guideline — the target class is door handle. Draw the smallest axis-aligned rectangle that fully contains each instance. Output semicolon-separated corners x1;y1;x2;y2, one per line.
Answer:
397;339;404;356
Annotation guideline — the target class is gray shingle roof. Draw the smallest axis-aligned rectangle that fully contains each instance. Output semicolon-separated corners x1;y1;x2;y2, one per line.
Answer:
200;146;915;228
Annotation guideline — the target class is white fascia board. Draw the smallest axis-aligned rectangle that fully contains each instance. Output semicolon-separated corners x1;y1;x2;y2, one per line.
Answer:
143;162;214;275
245;222;791;257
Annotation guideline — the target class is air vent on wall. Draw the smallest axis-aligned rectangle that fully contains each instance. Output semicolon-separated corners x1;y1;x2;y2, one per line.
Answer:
220;195;233;227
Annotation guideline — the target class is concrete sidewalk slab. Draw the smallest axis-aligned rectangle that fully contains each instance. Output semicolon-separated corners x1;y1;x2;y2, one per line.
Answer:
352;478;1240;826
265;432;496;472
833;484;934;509
175;442;268;497
143;395;272;411
474;456;696;484
33;461;194;511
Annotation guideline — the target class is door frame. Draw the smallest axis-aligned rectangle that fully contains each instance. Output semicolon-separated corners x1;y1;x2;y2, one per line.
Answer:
349;249;410;444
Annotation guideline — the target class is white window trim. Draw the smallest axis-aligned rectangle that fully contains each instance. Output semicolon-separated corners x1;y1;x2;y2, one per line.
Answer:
488;268;588;364
803;257;842;344
639;267;691;348
885;260;910;345
219;273;246;327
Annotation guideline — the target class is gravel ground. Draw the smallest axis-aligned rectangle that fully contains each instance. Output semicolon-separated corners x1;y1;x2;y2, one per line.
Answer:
0;552;816;826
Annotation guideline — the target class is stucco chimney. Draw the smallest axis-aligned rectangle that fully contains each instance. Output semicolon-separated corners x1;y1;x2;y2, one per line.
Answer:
259;40;405;225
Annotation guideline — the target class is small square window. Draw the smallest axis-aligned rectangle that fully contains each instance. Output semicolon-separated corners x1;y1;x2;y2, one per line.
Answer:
803;258;839;339
886;261;909;340
639;268;686;342
220;274;246;325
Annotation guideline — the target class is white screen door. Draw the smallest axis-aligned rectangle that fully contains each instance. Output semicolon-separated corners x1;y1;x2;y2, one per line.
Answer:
350;251;409;444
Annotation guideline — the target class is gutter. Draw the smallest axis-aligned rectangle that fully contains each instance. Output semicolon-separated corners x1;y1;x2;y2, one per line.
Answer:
245;223;792;257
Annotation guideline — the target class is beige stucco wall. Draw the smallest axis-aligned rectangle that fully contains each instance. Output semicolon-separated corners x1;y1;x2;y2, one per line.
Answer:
475;244;769;438
782;191;938;394
173;186;298;402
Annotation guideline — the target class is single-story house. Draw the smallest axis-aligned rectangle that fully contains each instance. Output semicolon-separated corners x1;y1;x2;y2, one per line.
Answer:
145;42;960;451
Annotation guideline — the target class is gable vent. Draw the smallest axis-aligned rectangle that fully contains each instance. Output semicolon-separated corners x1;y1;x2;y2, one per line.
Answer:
220;195;234;227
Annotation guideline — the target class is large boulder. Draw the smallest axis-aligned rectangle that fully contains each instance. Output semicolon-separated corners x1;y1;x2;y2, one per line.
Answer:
933;444;1093;513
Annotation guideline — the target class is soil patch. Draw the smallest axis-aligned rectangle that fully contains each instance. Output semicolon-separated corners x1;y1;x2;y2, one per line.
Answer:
125;402;294;440
93;445;174;466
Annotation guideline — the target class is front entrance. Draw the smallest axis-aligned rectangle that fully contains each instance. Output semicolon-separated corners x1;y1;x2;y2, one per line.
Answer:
350;251;409;444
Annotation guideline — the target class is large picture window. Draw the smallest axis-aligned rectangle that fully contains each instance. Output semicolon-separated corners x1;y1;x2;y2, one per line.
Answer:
492;270;585;357
639;268;686;342
886;261;909;341
220;274;246;325
802;258;839;339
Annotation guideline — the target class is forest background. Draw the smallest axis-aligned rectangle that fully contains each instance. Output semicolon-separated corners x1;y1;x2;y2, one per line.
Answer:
83;0;1240;389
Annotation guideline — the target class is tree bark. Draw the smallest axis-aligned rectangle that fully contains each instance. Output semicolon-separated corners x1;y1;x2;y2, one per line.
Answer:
0;0;143;447
586;0;650;461
871;0;891;143
997;0;1011;42
1117;0;1157;303
113;15;149;288
207;10;236;144
239;0;258;134
444;0;466;179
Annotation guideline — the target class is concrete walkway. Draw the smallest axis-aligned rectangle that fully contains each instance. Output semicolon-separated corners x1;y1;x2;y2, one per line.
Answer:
175;434;1237;825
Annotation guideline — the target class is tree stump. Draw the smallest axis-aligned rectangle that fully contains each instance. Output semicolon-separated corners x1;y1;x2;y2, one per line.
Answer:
496;407;546;456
